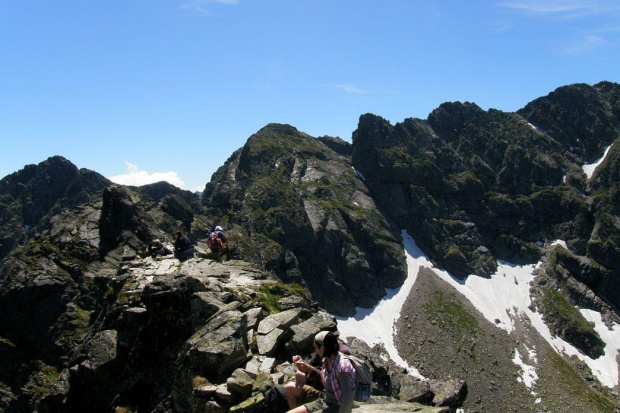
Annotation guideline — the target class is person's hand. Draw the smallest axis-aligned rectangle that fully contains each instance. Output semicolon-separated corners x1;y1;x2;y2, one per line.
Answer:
292;355;302;364
296;361;312;373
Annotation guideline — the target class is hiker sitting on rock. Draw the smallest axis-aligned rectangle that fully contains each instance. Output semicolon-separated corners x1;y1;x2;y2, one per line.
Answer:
287;331;353;412
173;231;194;261
207;225;231;261
148;239;172;258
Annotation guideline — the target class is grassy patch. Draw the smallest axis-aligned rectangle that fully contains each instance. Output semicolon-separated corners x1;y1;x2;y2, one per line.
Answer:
541;288;594;334
23;362;60;399
546;349;617;412
55;304;91;349
255;282;309;313
424;290;480;339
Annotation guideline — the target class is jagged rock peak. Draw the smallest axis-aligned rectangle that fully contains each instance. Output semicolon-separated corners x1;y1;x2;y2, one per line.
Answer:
202;122;407;315
0;156;112;262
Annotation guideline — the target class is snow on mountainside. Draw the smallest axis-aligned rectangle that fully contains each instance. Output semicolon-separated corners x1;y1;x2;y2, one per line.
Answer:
338;230;620;392
583;144;614;179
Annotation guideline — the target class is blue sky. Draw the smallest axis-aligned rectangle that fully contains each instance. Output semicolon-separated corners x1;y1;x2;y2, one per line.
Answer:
2;1;619;192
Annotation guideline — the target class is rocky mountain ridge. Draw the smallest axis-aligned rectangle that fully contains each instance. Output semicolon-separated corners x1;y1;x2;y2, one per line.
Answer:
1;81;620;411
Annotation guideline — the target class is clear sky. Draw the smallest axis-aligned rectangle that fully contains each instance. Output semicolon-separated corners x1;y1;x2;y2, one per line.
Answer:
2;1;619;192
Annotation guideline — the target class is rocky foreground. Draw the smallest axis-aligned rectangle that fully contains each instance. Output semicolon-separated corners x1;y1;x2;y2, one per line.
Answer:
0;249;465;412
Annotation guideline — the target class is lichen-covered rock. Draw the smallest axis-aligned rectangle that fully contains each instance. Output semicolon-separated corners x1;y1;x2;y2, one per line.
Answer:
227;369;253;400
399;376;433;404
429;378;467;407
283;310;337;358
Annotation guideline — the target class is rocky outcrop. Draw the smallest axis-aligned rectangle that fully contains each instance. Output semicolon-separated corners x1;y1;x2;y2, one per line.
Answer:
530;245;607;358
1;246;467;412
517;83;618;164
202;124;406;315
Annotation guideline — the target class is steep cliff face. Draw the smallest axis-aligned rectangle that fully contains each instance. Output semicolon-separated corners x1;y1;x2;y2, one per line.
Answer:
518;83;620;314
517;82;618;164
349;82;620;365
202;124;406;316
351;84;619;297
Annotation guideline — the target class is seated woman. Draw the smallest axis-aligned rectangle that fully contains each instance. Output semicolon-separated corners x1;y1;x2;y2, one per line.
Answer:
286;331;351;409
288;332;356;413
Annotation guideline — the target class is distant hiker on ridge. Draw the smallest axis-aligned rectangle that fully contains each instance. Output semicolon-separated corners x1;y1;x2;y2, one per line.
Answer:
148;238;172;258
207;225;231;261
173;231;194;261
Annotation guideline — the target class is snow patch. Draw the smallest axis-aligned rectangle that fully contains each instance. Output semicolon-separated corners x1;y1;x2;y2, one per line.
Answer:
354;167;366;181
430;240;620;388
513;348;538;389
337;231;424;377
336;232;620;389
550;240;567;249
579;309;620;388
583;144;613;179
431;260;540;334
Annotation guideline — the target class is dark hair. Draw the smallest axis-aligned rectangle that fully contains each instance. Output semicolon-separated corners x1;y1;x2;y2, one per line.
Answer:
321;332;340;358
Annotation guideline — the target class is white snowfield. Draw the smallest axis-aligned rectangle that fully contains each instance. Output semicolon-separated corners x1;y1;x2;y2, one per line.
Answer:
337;231;620;390
583;144;613;179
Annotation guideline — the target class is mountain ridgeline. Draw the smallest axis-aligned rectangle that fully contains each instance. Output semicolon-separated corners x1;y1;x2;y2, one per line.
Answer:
1;81;620;412
203;81;620;313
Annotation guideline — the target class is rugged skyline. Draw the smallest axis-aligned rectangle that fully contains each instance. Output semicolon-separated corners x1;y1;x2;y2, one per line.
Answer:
4;1;620;191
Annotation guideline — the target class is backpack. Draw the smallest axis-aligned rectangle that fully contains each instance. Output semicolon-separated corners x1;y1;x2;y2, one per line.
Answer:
262;386;289;413
207;232;218;249
342;354;373;402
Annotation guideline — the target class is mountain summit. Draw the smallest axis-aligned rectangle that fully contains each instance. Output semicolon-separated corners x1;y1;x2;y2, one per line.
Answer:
201;123;406;316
